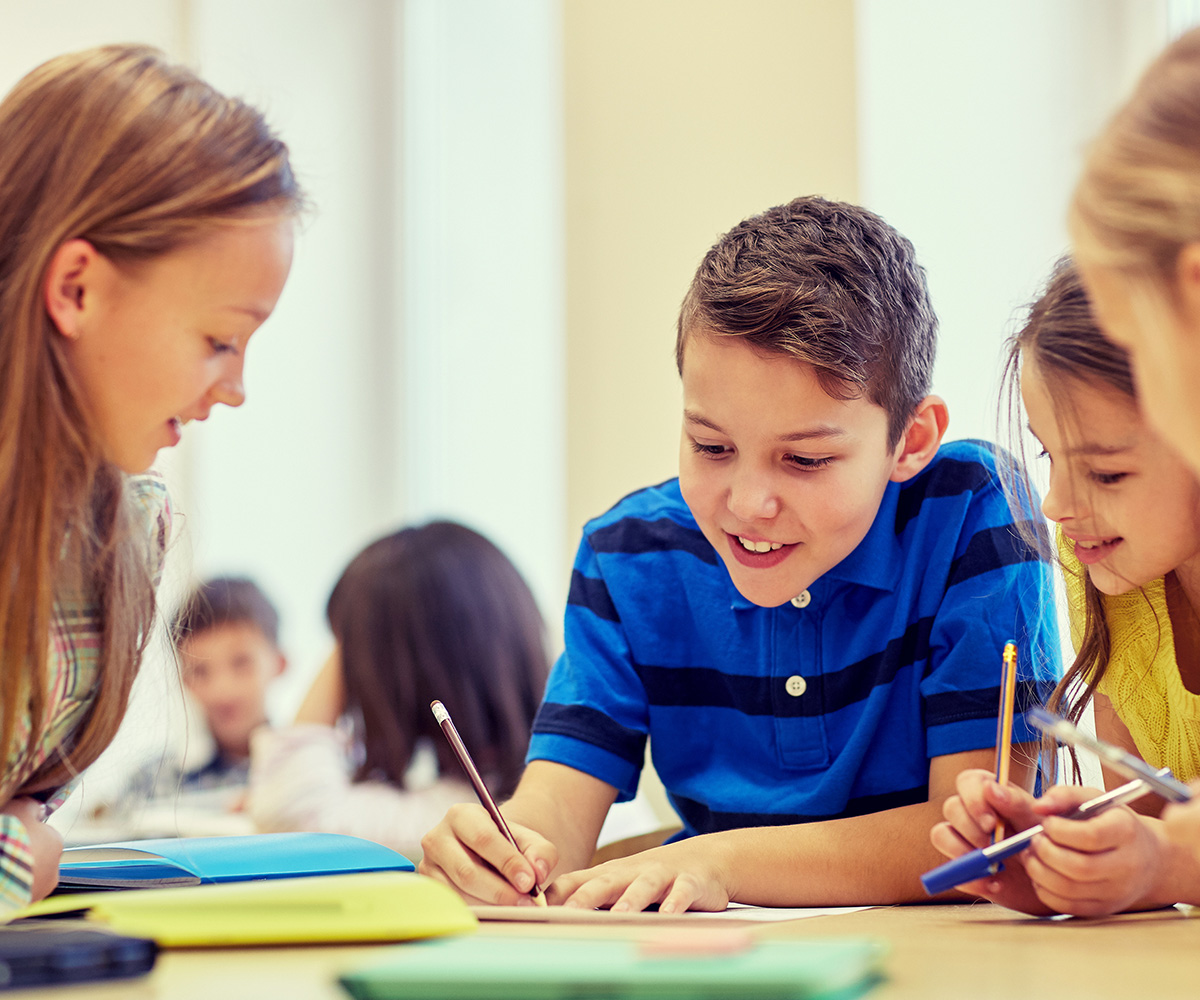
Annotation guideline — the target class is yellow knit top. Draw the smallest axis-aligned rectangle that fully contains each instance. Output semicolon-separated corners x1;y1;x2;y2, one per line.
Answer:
1060;531;1200;781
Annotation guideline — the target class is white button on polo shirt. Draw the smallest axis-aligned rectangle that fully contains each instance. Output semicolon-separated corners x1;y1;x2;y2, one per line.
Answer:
790;590;811;608
785;675;807;697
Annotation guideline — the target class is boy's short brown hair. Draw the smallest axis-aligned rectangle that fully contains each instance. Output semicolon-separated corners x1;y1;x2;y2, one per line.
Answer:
677;196;937;447
171;576;280;649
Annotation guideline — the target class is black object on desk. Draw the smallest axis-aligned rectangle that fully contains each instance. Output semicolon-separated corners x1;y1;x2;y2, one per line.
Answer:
0;919;156;989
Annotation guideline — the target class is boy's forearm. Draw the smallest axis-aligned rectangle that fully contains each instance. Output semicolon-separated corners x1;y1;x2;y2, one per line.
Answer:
694;799;963;906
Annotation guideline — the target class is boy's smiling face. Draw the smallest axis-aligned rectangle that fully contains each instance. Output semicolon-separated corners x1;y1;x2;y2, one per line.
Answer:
679;331;904;607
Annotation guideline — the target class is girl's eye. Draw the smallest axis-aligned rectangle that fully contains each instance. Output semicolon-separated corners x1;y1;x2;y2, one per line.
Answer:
690;441;729;458
1036;449;1049;460
786;454;834;471
1090;471;1128;486
208;337;239;356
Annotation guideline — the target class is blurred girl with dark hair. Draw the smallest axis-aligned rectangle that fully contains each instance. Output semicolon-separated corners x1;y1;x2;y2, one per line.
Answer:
248;521;549;860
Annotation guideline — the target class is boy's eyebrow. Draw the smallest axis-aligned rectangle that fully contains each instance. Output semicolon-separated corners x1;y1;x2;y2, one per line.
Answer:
684;410;848;441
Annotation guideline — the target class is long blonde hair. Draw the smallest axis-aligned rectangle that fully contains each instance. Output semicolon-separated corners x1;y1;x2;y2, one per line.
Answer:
0;45;302;794
1071;28;1200;286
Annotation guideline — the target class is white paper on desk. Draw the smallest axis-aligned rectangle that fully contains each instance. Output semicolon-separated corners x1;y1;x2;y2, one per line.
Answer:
470;903;871;923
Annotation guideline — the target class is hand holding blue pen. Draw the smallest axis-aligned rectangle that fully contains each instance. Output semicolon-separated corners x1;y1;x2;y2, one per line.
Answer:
923;709;1191;897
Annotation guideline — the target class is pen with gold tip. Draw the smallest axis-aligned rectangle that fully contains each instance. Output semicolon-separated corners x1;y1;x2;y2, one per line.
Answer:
430;699;547;906
992;640;1018;844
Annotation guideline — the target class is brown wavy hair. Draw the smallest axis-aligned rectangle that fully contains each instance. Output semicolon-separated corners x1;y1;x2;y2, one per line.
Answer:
677;196;937;448
327;522;549;799
0;45;302;795
999;259;1141;782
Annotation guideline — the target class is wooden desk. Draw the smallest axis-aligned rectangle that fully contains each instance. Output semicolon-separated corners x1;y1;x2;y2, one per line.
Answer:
7;903;1197;999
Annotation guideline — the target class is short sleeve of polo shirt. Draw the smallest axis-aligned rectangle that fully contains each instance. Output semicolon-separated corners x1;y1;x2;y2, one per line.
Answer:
913;445;1060;759
527;530;650;801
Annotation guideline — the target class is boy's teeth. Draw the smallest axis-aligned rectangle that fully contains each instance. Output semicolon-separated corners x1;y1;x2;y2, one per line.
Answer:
738;537;783;553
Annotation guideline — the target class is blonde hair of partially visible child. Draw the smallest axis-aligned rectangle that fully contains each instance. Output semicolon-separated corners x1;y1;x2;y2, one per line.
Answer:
931;260;1200;916
0;44;302;906
1068;21;1200;871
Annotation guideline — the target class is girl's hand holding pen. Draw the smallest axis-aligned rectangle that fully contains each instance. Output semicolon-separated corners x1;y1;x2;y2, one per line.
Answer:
418;803;556;906
1025;784;1167;916
930;768;1049;914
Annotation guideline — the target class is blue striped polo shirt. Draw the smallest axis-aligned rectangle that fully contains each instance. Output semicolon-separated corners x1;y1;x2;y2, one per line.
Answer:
528;439;1061;839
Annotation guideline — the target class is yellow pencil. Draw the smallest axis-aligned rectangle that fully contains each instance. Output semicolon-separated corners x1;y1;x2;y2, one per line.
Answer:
993;641;1018;843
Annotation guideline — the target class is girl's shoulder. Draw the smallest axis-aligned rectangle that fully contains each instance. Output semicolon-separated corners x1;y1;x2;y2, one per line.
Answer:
125;471;173;580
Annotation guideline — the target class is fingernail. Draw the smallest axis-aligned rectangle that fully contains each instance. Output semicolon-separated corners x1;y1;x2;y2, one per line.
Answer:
515;872;533;891
981;814;995;832
536;861;550;881
994;787;1010;804
516;895;535;907
612;902;629;912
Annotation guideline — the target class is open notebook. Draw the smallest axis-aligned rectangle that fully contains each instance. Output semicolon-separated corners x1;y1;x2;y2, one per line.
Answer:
56;832;413;890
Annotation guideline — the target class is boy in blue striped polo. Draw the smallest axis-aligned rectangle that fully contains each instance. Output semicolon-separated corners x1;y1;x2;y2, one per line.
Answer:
419;196;1060;909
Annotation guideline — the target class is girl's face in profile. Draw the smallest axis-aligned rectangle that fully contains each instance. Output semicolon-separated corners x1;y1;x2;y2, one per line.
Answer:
1021;356;1200;597
1078;259;1200;479
55;215;294;474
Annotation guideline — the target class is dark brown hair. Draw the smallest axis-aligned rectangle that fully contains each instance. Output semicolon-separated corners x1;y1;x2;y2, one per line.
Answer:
0;45;302;795
676;196;937;447
327;521;548;799
999;258;1141;782
171;577;280;649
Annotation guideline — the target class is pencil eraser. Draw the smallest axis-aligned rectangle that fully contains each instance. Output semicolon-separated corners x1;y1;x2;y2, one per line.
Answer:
638;927;756;958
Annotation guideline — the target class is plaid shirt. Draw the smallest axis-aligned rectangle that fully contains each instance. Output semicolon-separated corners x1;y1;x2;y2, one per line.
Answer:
0;474;170;912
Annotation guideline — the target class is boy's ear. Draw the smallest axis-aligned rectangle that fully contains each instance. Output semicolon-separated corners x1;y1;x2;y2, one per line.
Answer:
889;395;949;483
272;652;288;678
43;238;101;339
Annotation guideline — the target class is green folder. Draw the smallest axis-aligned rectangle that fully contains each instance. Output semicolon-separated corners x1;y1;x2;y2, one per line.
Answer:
338;936;885;1000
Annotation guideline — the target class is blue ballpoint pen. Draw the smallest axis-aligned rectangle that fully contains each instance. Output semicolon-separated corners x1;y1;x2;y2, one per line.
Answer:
921;708;1192;896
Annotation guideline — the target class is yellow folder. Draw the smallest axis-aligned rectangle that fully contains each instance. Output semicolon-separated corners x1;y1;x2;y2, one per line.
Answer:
18;871;476;948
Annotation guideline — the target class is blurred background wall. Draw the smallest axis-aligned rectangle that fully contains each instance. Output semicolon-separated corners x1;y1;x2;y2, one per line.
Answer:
3;0;1194;801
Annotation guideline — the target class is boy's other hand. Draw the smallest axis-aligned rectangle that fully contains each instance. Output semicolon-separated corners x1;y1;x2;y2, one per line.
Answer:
929;768;1050;914
418;803;556;905
548;840;730;914
2;797;63;901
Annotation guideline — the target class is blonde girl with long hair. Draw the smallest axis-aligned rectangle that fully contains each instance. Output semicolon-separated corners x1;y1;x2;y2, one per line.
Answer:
0;44;301;908
1066;24;1200;866
931;261;1200;916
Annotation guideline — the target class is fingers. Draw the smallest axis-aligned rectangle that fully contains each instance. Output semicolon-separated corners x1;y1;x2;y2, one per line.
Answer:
939;770;1038;851
551;854;728;915
418;804;556;905
1022;806;1153;916
1031;783;1101;817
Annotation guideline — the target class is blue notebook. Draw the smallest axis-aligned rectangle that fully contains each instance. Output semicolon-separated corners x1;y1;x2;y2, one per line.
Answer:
57;832;413;890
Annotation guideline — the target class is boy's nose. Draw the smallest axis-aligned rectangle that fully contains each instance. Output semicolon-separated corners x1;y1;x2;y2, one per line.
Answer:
727;470;781;522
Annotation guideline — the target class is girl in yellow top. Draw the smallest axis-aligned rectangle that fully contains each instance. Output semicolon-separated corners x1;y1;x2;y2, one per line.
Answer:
930;260;1200;916
0;45;301;909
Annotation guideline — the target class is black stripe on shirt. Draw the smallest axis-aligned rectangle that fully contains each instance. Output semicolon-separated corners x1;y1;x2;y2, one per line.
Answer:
946;521;1043;590
634;616;935;717
567;570;621;623
924;679;1048;727
671;784;930;834
894;456;995;536
531;703;647;767
588;517;718;566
